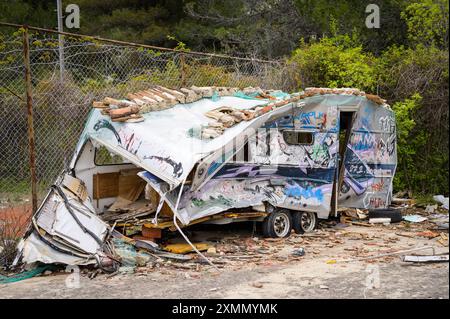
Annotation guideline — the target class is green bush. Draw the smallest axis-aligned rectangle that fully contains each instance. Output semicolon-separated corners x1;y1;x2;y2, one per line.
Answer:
288;35;377;92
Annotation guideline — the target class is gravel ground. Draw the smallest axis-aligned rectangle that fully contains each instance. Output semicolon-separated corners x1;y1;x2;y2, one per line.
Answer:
1;256;447;299
1;220;449;299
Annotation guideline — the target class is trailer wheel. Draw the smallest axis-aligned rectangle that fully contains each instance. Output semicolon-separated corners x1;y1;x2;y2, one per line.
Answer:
293;211;317;234
262;209;293;238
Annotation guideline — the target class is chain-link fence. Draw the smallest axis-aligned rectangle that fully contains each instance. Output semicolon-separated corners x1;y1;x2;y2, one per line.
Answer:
0;24;296;206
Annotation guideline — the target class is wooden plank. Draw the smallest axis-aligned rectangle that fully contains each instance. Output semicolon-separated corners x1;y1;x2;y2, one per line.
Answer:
93;172;119;199
118;168;146;202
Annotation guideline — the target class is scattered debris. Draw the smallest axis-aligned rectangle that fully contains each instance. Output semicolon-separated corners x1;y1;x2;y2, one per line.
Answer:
163;243;210;254
10;87;403;279
428;213;449;230
424;205;438;214
392;197;416;206
338;246;437;263
113;237;156;273
369;218;391;225
403;215;428;223
251;282;263;288
402;254;449;263
292;248;306;257
350;221;372;227
433;195;449;210
416;231;440;239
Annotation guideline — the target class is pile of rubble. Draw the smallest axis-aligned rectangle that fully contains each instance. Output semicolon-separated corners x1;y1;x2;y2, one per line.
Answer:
201;97;292;139
302;87;387;105
91;85;263;122
91;86;390;139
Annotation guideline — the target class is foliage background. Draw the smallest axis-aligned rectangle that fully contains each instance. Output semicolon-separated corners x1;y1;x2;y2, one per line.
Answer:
0;0;448;196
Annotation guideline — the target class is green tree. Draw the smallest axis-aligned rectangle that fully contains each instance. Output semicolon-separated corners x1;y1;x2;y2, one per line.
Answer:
401;0;449;48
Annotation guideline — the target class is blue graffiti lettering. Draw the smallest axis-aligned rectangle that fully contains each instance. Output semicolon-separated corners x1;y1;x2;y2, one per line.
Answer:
284;184;324;202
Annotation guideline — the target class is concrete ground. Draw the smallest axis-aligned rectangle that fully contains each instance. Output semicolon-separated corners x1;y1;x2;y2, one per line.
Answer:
1;216;448;299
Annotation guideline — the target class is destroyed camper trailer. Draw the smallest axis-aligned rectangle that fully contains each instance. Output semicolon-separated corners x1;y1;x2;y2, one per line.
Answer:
15;86;397;268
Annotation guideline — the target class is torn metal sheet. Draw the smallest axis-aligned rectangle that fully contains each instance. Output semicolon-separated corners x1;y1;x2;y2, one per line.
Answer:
15;177;115;268
76;96;270;188
17;232;95;265
35;187;108;254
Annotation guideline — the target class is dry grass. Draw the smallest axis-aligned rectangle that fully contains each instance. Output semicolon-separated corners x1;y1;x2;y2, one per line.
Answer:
0;205;32;267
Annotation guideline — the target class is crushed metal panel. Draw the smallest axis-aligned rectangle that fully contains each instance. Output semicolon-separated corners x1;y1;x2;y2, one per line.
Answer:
80;96;269;188
18;232;95;265
177;96;340;222
17;176;111;266
34;188;108;254
402;255;449;263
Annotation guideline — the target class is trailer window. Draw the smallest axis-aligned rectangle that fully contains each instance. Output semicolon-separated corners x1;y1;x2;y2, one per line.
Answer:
94;146;130;166
283;131;313;145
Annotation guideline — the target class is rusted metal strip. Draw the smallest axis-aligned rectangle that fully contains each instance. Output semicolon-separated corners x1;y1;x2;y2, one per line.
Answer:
22;27;38;214
0;22;277;64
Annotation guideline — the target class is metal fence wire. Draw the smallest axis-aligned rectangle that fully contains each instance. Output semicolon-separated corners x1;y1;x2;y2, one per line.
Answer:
0;24;295;205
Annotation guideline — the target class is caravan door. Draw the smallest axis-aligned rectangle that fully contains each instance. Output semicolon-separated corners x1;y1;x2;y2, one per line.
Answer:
338;101;397;209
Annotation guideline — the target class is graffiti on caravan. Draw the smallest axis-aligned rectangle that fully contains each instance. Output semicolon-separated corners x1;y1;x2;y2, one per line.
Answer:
294;111;327;129
350;131;375;151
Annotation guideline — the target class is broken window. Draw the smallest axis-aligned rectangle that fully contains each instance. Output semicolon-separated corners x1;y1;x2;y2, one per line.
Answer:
283;130;314;145
94;146;130;166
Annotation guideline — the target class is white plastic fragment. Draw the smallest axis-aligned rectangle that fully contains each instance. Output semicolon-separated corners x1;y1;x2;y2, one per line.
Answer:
369;218;391;224
433;195;449;210
402;255;449;263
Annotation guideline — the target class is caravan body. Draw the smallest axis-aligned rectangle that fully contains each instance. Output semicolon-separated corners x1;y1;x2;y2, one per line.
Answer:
75;88;397;223
16;87;397;266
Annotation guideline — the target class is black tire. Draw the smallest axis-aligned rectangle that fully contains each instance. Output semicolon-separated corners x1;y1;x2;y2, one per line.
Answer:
368;208;402;223
262;209;293;238
293;211;317;234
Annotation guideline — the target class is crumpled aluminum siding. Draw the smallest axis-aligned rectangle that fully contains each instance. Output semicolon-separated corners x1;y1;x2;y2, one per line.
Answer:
72;96;270;188
71;93;396;225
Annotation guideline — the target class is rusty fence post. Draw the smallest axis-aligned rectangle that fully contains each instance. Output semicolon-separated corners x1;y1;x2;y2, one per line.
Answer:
180;53;187;88
22;26;38;214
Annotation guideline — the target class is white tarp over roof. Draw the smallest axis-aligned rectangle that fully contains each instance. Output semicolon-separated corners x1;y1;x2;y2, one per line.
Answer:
73;96;276;188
